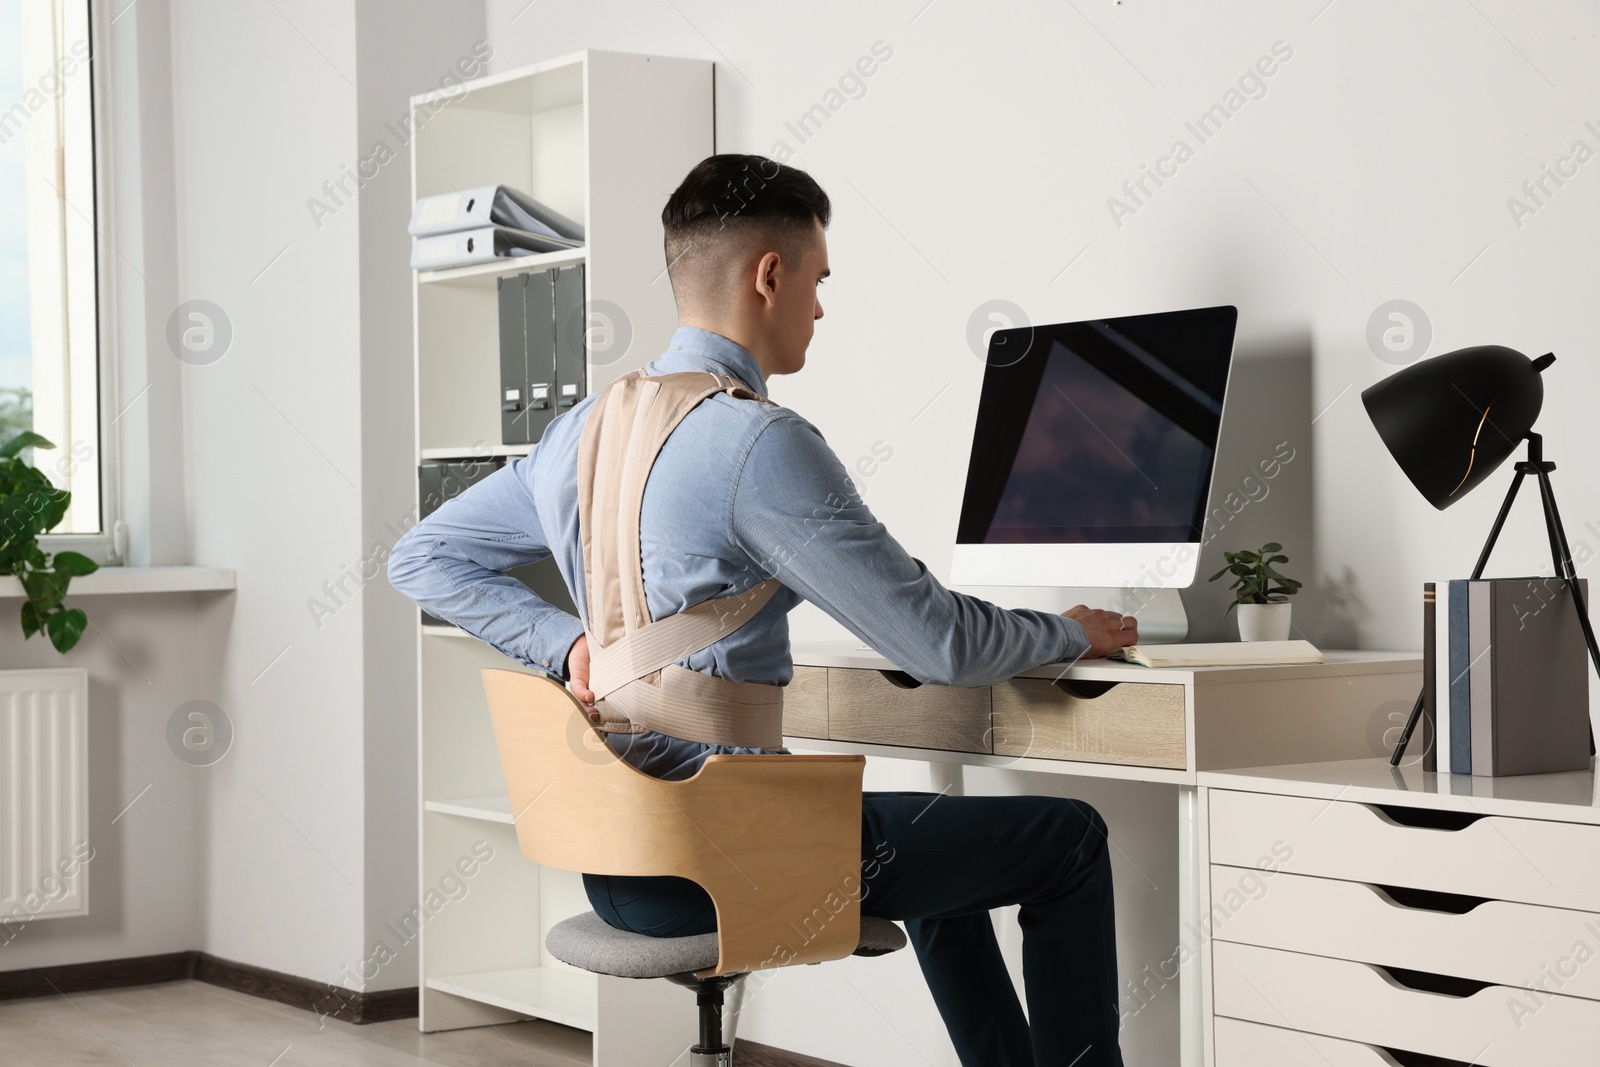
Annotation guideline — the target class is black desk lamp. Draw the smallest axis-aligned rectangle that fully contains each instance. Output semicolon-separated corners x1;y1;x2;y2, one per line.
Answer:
1361;345;1600;765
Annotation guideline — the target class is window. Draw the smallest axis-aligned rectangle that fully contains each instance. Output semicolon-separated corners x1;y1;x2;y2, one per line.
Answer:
0;0;105;548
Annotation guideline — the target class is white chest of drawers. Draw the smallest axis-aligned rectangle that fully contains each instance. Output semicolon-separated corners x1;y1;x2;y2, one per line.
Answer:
1198;757;1600;1067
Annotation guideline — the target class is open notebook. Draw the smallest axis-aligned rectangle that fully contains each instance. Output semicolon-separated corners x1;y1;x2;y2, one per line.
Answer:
1109;640;1324;668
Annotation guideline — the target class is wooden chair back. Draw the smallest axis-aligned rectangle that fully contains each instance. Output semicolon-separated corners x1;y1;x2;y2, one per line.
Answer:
482;668;866;977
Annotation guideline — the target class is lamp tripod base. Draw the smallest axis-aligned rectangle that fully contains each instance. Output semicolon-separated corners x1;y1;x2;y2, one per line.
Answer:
1390;433;1600;766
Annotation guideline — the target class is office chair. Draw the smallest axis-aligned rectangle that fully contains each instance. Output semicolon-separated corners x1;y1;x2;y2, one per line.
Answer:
482;668;907;1066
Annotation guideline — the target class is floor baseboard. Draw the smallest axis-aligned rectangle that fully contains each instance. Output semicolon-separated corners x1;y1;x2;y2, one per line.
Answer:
0;950;193;1001
0;950;416;1024
190;952;418;1023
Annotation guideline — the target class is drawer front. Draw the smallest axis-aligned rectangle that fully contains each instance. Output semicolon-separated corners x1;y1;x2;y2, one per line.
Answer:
1210;788;1600;912
1214;941;1600;1067
1214;1016;1418;1067
783;666;828;739
1210;865;1600;1002
992;678;1186;769
827;668;991;753
1193;667;1422;771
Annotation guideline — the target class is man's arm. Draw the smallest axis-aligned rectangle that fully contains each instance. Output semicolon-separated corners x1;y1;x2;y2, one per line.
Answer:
387;458;585;680
730;412;1092;687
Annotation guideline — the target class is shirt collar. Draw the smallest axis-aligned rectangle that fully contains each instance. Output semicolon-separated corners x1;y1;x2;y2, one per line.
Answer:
657;326;768;395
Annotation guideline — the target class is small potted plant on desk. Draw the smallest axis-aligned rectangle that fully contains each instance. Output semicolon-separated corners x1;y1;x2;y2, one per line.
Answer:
1208;541;1301;641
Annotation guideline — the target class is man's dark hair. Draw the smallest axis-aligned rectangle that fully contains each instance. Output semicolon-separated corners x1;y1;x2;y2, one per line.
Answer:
661;154;830;310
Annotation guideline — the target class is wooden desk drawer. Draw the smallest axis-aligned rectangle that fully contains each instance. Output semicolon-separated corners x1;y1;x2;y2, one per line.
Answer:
1210;865;1600;1001
1210;788;1600;912
783;666;828;740
1214;1016;1432;1066
1214;941;1599;1066
826;668;991;753
992;678;1185;769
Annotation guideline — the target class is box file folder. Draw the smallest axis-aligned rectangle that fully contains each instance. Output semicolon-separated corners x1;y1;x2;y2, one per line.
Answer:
499;273;531;445
417;456;578;627
499;264;586;446
409;184;584;242
552;265;585;412
411;224;580;271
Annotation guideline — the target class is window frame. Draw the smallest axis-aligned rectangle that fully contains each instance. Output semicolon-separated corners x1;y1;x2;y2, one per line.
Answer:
27;0;119;565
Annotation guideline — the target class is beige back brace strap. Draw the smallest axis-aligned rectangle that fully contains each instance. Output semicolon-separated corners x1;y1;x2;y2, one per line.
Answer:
576;369;785;749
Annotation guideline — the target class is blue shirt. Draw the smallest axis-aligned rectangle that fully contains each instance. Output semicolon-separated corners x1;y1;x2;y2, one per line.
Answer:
387;326;1090;779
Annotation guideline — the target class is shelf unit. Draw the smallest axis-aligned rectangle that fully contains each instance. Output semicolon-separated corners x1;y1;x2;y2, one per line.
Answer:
416;246;587;287
408;50;712;1057
418;445;530;462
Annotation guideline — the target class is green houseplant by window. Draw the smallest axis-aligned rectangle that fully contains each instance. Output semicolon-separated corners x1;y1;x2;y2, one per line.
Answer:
0;432;98;652
1207;541;1301;641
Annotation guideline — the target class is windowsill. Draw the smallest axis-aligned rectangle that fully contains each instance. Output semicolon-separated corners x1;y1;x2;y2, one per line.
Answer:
0;565;236;598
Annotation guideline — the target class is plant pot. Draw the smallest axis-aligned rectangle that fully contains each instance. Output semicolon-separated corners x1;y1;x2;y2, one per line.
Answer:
1236;602;1292;642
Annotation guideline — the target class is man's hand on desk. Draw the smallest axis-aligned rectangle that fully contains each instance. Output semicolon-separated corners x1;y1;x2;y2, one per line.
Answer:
565;633;601;722
1063;605;1138;659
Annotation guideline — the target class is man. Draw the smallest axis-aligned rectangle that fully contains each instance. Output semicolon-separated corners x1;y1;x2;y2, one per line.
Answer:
388;154;1134;1066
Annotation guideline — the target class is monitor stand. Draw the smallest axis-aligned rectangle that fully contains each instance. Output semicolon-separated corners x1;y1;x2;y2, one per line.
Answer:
956;585;1191;644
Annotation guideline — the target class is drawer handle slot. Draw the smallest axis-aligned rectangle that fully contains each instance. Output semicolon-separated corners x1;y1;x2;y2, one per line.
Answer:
1377;964;1493;999
1370;883;1491;914
1050;678;1120;699
1380;1047;1477;1067
877;669;922;690
1369;803;1485;832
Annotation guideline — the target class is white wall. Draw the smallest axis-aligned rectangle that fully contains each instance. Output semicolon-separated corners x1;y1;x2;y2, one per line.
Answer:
484;0;1600;1062
170;0;485;992
5;0;483;997
0;596;210;970
168;0;373;986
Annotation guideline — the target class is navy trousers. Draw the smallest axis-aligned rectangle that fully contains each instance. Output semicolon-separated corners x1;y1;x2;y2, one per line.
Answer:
583;791;1124;1066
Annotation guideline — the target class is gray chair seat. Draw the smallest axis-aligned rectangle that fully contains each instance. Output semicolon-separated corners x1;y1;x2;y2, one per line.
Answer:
547;911;907;979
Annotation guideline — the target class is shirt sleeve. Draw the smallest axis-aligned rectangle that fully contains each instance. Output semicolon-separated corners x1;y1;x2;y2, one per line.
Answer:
386;456;586;681
729;412;1090;687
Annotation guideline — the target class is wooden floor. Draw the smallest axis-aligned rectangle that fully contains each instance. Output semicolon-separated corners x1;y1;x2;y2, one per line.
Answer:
0;979;848;1066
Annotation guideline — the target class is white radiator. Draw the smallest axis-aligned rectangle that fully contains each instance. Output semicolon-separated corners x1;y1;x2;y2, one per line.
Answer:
0;668;89;925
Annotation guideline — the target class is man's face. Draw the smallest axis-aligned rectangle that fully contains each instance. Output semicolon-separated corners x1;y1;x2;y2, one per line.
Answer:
770;220;829;375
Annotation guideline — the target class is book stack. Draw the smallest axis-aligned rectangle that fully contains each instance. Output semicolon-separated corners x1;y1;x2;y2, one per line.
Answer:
409;184;585;270
1422;577;1590;776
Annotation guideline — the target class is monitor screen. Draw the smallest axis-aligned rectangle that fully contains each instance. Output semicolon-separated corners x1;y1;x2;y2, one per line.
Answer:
956;305;1237;547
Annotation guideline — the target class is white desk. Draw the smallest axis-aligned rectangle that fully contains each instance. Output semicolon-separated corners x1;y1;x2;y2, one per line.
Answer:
787;641;1423;1066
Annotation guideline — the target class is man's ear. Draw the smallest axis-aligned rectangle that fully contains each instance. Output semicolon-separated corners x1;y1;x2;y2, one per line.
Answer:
752;250;781;307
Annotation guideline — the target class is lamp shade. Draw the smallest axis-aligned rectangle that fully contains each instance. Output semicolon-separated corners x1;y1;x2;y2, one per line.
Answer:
1360;345;1550;510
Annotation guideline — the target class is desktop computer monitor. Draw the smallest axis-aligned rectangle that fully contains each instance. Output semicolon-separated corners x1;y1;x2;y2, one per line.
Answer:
951;304;1238;594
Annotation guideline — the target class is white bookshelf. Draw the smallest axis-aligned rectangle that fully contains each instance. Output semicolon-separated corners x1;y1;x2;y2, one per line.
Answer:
409;49;712;1055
